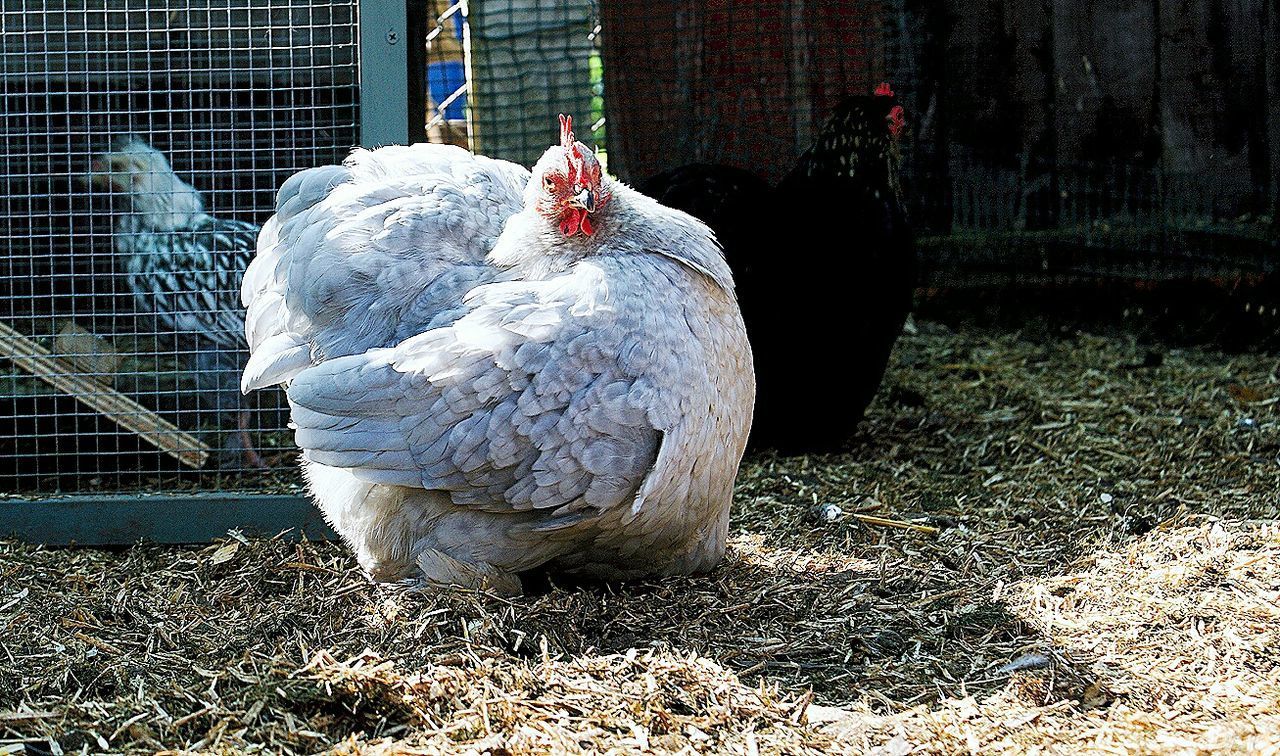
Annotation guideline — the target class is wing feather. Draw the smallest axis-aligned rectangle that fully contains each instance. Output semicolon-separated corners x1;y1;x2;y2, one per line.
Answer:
241;144;530;390
286;270;663;515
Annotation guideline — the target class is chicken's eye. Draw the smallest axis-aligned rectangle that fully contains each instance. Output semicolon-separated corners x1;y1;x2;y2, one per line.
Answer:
543;175;556;191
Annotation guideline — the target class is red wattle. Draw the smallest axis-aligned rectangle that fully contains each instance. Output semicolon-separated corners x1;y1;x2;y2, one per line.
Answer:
560;208;594;237
888;106;905;138
560;212;581;236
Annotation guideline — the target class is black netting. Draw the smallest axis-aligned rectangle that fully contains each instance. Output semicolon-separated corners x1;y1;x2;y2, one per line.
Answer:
424;0;606;160
595;1;1277;283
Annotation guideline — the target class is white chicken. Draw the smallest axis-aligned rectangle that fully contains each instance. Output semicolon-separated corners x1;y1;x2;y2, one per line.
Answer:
241;116;755;593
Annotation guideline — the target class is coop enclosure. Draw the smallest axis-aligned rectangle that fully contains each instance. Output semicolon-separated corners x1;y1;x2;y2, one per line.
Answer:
3;0;1278;542
0;0;415;539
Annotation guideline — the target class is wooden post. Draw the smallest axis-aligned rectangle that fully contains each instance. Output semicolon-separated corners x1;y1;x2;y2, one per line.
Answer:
904;0;954;233
1270;0;1280;234
1009;0;1057;231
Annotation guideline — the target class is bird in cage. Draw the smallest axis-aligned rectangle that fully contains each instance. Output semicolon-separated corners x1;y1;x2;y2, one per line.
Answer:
642;83;916;454
87;136;265;468
240;115;755;594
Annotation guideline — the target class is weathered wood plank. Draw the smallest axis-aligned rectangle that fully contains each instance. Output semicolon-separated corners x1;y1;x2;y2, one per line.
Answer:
900;0;954;232
1158;0;1251;218
0;320;210;468
1006;0;1056;229
1269;0;1280;230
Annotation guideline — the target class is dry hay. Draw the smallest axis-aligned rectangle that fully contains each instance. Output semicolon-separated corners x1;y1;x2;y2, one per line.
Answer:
828;518;1280;754
2;319;1279;754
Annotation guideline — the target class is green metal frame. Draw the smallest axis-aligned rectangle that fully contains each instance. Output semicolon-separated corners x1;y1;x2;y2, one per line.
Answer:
359;0;424;146
5;3;428;546
2;494;334;545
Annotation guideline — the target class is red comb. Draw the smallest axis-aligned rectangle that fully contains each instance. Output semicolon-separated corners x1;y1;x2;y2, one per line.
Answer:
874;82;894;97
559;114;585;183
559;114;575;147
887;105;905;138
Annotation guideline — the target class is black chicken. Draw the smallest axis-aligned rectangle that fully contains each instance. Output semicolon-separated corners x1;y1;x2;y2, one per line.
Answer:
641;84;915;453
638;163;772;352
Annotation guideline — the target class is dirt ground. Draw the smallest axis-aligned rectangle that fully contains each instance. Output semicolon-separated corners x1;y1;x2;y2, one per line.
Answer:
2;318;1278;754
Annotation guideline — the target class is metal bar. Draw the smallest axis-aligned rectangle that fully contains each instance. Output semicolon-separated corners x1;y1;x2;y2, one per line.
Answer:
427;82;469;128
360;0;413;146
1;494;334;546
405;0;428;144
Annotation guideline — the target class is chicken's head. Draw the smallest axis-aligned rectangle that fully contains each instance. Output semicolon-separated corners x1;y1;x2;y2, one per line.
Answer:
530;115;611;237
790;83;908;200
875;82;906;140
86;136;204;230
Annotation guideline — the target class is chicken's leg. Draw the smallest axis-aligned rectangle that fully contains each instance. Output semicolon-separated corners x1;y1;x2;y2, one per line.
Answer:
194;346;265;471
237;409;266;469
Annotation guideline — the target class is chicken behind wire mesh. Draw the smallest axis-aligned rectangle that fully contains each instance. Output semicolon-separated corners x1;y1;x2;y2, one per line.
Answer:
89;136;263;468
641;84;915;453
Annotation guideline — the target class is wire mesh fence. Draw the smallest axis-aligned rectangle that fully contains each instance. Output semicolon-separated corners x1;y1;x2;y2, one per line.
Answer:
1;0;359;495
597;0;1277;287
423;0;606;161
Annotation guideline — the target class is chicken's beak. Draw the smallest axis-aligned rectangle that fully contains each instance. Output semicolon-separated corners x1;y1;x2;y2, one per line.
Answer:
86;156;130;191
567;187;597;213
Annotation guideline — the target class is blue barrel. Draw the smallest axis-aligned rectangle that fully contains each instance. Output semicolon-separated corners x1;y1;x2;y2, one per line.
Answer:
427;60;467;121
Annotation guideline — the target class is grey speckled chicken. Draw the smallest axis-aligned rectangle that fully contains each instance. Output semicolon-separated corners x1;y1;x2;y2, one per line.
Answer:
89;136;264;468
241;116;755;594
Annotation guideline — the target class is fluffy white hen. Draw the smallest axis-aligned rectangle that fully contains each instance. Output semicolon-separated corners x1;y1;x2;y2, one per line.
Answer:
241;116;755;593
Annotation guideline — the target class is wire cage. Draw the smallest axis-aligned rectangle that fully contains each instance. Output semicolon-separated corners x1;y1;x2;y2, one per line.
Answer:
3;0;1278;540
0;0;610;539
0;0;373;533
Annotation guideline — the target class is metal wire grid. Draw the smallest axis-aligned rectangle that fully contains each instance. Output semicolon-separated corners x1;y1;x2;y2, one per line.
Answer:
419;0;605;168
594;0;1276;288
1;0;359;494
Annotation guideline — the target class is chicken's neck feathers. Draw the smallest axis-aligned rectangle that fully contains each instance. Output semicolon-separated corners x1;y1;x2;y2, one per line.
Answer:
487;179;736;297
115;171;210;234
117;207;215;237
